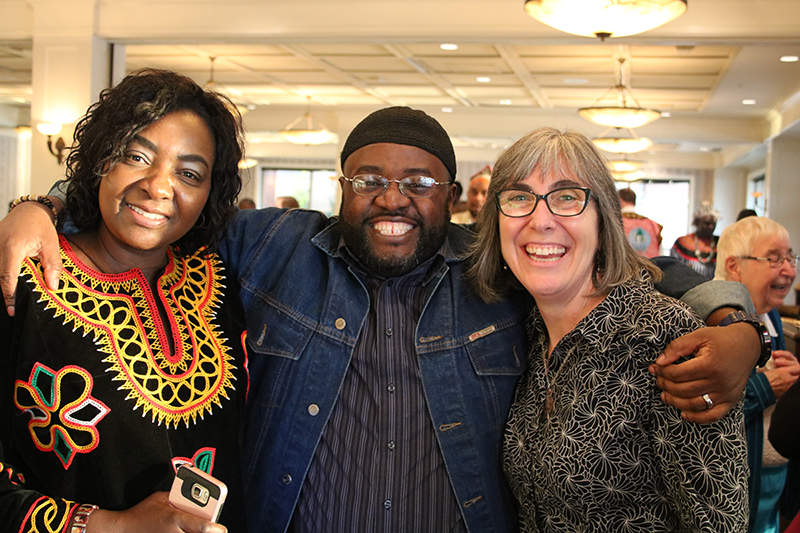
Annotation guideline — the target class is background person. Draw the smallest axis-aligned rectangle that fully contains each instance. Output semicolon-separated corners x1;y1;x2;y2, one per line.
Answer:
0;106;768;533
715;216;800;533
0;69;247;533
671;201;721;279
618;187;663;258
451;165;491;224
467;127;749;531
238;197;256;209
275;196;299;209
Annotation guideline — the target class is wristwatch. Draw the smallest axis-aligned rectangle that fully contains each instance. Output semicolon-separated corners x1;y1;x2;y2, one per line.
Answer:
718;310;772;367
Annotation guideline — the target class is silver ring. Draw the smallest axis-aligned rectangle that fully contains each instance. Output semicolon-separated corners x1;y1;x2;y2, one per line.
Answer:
702;393;713;410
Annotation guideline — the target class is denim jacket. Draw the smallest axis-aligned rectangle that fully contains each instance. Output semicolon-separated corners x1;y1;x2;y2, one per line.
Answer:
218;207;533;533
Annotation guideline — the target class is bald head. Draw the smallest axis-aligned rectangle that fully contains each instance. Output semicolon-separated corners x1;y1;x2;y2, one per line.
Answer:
466;167;492;218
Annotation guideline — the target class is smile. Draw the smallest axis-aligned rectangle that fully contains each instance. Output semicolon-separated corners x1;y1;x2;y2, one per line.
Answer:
372;221;413;236
128;203;167;221
525;245;566;262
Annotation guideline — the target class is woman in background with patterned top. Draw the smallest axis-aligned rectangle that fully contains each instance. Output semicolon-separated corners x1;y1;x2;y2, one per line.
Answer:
670;202;721;279
0;69;248;533
467;127;748;532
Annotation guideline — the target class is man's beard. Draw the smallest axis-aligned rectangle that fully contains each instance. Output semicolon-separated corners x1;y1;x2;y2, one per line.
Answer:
338;207;450;279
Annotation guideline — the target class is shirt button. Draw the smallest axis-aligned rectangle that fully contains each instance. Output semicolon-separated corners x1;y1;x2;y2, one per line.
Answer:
384;499;392;510
387;383;396;393
335;318;346;330
308;404;320;416
282;474;292;484
387;440;395;451
385;327;393;337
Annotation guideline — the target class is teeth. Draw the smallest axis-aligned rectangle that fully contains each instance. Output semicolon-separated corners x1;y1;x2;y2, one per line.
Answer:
372;221;412;236
128;204;166;221
525;245;566;258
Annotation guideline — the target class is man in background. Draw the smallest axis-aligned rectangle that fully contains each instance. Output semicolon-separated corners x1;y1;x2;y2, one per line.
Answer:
619;187;663;258
451;165;491;225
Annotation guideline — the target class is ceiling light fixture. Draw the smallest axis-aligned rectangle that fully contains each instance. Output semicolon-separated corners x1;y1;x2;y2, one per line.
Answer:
578;57;660;128
280;96;337;145
742;99;756;105
592;127;652;153
205;56;217;88
780;55;799;63
477;76;491;83
440;43;459;51
608;155;644;172
612;169;645;182
524;0;687;41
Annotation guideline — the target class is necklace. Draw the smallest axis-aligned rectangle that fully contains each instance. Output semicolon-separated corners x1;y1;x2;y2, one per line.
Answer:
693;234;716;265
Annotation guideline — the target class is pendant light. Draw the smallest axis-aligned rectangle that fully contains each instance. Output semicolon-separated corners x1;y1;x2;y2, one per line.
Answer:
608;155;644;172
205;56;217;88
524;0;687;41
579;57;660;128
280;97;337;145
593;127;652;153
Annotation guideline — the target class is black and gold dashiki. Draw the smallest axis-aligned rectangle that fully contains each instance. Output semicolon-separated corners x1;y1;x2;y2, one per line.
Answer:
503;275;749;533
0;235;249;533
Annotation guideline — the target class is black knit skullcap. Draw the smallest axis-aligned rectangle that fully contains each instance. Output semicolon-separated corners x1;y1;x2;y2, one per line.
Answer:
340;106;457;182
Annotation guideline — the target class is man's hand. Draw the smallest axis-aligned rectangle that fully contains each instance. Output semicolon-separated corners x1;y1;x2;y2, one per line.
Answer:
0;200;63;316
649;322;759;424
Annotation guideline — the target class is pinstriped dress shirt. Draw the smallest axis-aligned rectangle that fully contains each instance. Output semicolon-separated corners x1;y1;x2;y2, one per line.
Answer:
288;248;467;533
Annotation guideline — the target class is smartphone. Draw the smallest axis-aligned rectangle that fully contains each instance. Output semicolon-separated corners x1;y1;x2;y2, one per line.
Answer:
168;465;228;522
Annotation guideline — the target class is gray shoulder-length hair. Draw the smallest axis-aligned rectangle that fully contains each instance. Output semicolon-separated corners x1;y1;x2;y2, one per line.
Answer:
465;126;661;303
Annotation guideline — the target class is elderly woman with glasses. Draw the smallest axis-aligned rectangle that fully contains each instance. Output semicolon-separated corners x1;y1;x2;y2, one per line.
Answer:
715;216;800;533
466;127;748;532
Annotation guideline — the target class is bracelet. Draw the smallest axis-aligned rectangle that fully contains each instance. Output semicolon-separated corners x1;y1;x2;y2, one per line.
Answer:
68;503;98;533
8;194;58;226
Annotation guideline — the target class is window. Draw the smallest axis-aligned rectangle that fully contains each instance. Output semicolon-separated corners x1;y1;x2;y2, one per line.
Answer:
616;179;691;254
261;168;339;216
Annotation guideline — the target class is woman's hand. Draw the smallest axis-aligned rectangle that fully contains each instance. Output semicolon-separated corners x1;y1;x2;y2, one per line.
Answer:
648;322;759;424
0;200;62;316
86;492;227;533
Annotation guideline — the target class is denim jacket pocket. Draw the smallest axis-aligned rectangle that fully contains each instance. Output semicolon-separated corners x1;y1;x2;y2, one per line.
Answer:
463;319;527;376
246;298;315;361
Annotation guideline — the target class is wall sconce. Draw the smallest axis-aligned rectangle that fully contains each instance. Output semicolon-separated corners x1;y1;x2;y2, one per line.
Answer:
37;123;68;164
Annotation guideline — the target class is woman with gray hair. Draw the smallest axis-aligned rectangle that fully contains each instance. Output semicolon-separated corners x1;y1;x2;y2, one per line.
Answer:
466;127;748;532
715;216;800;533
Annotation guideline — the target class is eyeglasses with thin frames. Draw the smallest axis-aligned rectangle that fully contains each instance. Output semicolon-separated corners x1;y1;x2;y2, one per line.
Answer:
342;174;450;198
496;187;592;218
740;254;799;268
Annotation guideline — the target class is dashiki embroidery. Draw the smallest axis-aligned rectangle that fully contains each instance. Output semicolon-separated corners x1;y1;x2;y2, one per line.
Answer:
0;235;249;533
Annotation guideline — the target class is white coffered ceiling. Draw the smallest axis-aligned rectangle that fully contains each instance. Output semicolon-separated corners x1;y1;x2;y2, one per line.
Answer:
1;0;800;166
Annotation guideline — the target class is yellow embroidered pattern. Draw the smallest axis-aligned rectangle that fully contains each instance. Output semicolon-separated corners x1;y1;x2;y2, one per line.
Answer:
21;496;73;533
23;243;237;429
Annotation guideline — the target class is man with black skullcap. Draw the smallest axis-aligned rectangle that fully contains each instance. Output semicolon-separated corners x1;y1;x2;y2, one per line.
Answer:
0;106;768;533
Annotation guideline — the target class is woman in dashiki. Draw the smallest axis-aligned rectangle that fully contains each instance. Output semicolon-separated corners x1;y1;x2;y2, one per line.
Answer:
466;127;749;532
0;69;248;533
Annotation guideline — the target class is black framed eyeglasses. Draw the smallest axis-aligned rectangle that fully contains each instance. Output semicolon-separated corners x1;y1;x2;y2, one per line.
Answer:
342;174;450;198
740;254;799;268
496;187;592;218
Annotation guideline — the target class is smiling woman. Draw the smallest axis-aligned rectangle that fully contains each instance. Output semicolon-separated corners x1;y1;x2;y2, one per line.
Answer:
714;216;800;532
0;69;249;533
466;127;750;532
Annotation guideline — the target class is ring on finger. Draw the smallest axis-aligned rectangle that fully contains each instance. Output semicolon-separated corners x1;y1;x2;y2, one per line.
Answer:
702;393;713;410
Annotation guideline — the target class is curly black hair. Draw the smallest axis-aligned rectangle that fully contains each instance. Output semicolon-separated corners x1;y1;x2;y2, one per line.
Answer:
64;68;245;256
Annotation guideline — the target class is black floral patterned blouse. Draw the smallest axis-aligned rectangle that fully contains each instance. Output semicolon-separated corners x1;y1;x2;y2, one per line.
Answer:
503;274;749;532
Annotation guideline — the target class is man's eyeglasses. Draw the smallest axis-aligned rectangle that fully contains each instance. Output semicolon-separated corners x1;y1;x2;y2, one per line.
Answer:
741;254;799;268
342;174;450;198
496;187;592;218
